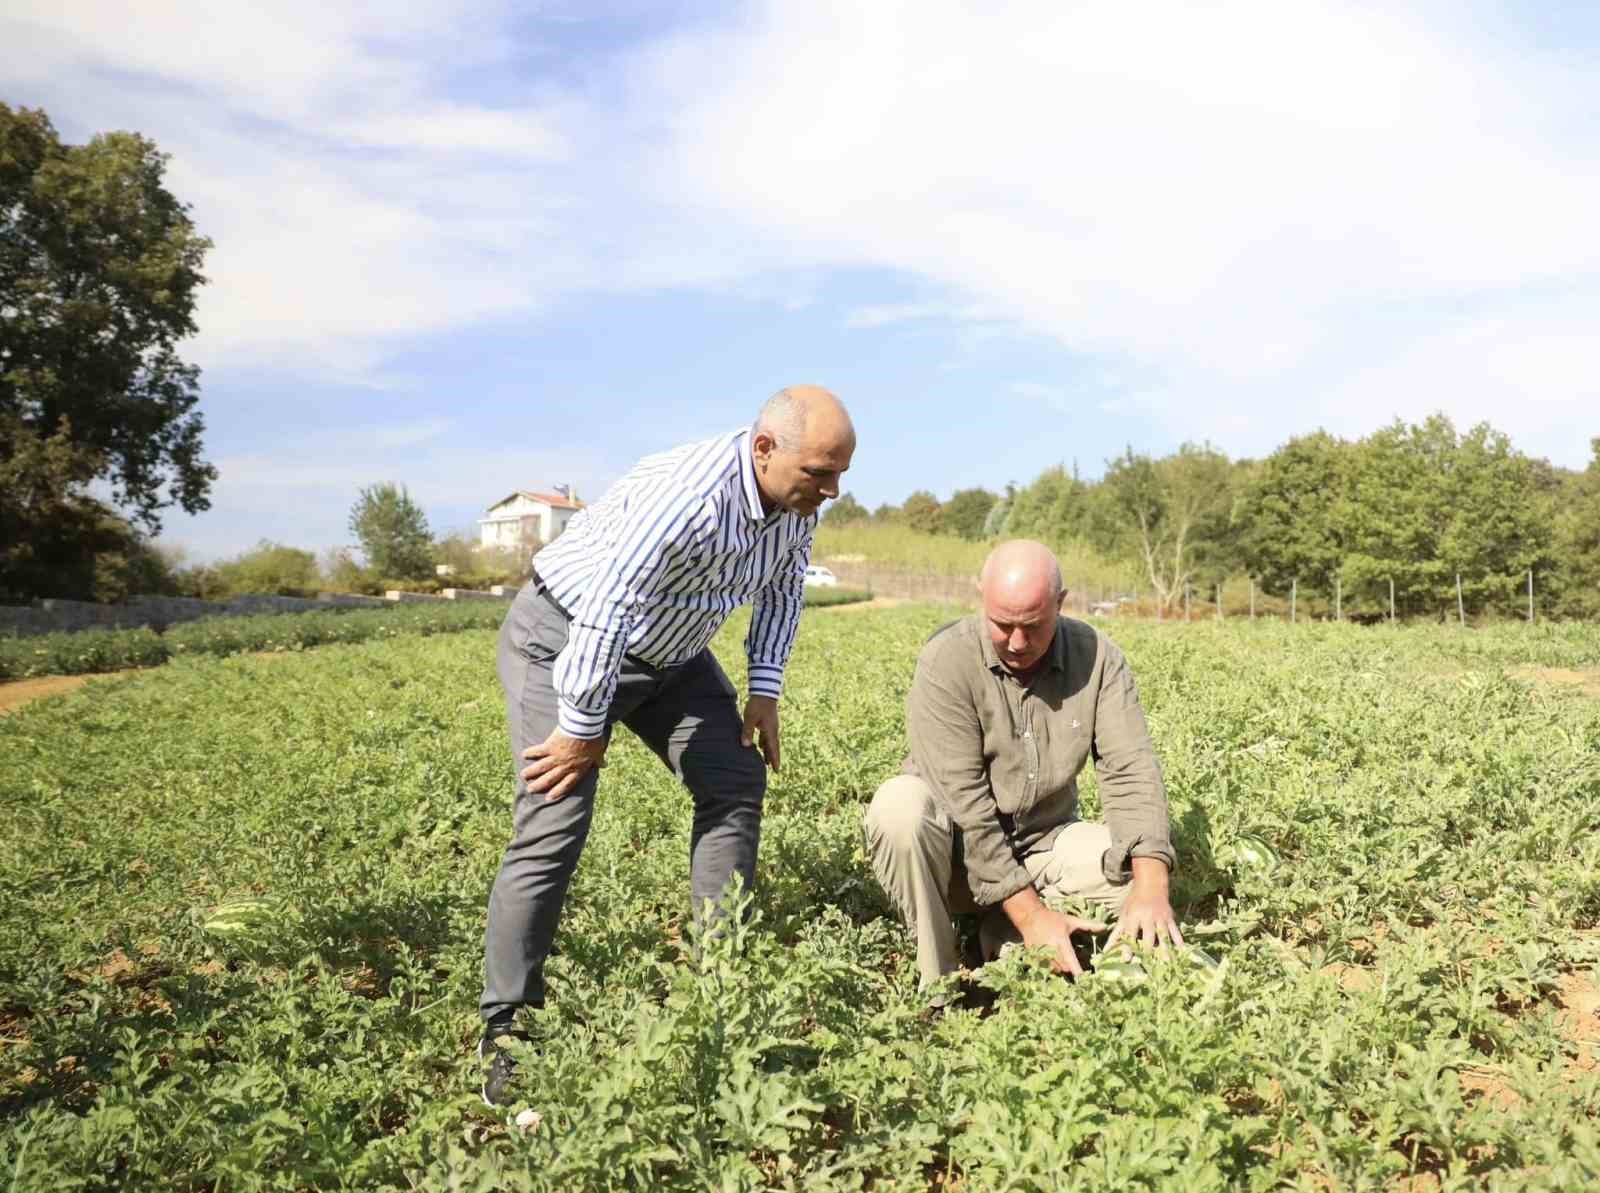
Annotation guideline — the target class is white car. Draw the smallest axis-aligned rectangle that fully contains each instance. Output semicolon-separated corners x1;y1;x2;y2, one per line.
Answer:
803;564;839;588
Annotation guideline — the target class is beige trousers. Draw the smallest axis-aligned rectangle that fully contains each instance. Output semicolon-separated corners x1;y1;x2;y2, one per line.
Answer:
863;774;1131;991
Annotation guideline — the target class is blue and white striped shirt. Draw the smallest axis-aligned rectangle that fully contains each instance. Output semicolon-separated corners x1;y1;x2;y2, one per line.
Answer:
532;428;816;739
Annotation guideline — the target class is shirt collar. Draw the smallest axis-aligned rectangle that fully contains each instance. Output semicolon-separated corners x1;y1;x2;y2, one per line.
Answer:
979;614;1069;681
736;429;768;522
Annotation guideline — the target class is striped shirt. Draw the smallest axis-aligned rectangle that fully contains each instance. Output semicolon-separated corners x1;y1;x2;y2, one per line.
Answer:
532;428;816;739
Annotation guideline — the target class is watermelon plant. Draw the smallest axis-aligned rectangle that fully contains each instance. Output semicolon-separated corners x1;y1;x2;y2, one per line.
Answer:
1;611;1597;1188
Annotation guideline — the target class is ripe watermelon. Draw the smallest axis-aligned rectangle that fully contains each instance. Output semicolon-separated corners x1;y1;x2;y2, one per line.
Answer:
1231;834;1279;870
202;896;281;939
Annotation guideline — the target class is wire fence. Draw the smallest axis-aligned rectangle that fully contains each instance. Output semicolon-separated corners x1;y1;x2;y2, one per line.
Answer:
823;561;1559;625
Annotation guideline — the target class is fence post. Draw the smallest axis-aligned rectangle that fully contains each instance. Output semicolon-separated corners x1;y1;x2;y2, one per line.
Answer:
1388;577;1395;623
1250;580;1255;621
1528;569;1534;623
1456;573;1465;627
1335;577;1341;622
1185;586;1191;621
1291;578;1297;624
1216;582;1223;621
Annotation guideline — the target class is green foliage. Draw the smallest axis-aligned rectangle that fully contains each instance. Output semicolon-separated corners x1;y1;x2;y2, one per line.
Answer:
820;493;869;525
179;539;323;600
1549;438;1600;619
1235;431;1348;595
0;416;173;603
4;609;1598;1188
349;483;434;580
0;601;505;680
900;490;943;535
0;104;215;535
1100;443;1237;612
939;487;999;541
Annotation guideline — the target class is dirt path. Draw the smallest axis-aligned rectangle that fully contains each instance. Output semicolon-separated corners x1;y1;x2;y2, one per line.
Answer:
0;675;95;715
1511;666;1600;698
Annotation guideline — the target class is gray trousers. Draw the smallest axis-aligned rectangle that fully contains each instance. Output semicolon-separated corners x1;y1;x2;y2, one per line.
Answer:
864;774;1131;991
480;581;766;1024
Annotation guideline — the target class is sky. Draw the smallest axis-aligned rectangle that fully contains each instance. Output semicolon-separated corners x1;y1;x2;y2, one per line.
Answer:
3;0;1597;561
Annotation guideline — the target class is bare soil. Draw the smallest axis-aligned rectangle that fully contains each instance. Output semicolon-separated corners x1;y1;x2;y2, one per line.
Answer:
0;674;95;715
1511;666;1600;698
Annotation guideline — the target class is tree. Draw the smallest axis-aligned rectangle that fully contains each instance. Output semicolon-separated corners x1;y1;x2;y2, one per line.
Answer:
1099;443;1234;612
0;413;163;601
939;487;999;541
822;493;869;525
1234;431;1350;597
1339;416;1551;617
1006;466;1090;546
1551;438;1600;617
349;483;434;579
1;104;215;537
900;491;943;535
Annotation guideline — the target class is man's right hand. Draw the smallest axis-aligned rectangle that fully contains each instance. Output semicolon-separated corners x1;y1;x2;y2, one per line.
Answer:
1003;887;1106;978
521;731;606;801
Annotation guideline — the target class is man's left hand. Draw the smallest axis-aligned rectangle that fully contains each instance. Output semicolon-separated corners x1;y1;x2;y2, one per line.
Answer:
1108;857;1185;951
740;695;780;771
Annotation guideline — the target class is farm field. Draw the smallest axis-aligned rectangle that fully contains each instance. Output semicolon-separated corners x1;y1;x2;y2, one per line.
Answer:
2;608;1598;1190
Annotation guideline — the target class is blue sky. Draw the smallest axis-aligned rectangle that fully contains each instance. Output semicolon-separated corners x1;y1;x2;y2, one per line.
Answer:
3;1;1597;560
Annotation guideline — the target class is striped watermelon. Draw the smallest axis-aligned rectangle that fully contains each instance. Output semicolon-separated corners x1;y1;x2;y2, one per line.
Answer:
202;896;281;939
1232;834;1279;870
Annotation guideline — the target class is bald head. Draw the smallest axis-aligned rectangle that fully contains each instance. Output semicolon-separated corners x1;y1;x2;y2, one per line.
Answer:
979;540;1066;676
750;385;856;517
980;539;1064;604
755;385;854;452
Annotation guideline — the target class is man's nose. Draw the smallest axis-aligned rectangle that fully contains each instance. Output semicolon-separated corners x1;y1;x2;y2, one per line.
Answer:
1009;628;1028;652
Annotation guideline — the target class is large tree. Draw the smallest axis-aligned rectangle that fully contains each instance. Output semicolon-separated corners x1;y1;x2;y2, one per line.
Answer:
939;487;999;541
1234;431;1350;597
1099;443;1234;612
349;483;434;579
1;104;215;540
1339;416;1551;617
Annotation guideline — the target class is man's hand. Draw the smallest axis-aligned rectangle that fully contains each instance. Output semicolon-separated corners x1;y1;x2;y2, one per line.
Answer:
1107;856;1185;951
521;730;606;801
1002;887;1105;978
740;695;780;771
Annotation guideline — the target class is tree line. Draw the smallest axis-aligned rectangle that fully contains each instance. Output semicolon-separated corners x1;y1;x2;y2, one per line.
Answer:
828;415;1600;620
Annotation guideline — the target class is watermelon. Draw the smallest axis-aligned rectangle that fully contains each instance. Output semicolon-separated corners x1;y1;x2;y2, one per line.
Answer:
1231;834;1279;870
1090;953;1148;985
202;896;281;939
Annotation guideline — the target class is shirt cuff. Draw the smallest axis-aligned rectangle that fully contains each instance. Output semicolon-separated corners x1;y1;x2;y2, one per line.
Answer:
1102;838;1177;885
969;863;1035;908
557;699;607;740
746;662;785;700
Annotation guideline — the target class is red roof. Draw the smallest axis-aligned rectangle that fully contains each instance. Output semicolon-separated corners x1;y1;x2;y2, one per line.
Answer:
526;489;583;510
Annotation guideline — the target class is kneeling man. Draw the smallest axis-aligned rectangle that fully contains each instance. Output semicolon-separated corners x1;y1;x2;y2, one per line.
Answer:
864;539;1182;998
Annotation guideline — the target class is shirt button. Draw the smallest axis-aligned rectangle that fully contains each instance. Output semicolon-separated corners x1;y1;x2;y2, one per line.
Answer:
1027;772;1036;780
1023;730;1032;739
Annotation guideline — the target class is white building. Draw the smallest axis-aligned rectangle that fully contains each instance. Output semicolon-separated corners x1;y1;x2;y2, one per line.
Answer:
479;488;583;550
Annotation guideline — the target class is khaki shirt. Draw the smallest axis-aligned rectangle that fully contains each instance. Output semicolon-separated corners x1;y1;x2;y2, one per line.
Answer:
904;613;1174;906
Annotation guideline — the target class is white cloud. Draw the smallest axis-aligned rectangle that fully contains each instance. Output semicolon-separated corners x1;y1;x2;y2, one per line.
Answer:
632;0;1600;463
0;0;581;382
4;0;1598;470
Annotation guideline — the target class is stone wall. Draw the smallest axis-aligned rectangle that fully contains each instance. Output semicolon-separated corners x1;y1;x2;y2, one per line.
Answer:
0;587;507;637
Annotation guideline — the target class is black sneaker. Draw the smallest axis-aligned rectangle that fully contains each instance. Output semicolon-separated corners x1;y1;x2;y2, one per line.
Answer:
478;1031;529;1107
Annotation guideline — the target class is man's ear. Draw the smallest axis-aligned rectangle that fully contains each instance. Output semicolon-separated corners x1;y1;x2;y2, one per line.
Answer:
752;430;778;468
1056;589;1069;612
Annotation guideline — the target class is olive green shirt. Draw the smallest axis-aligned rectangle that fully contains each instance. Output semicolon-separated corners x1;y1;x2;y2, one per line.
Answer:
904;614;1175;906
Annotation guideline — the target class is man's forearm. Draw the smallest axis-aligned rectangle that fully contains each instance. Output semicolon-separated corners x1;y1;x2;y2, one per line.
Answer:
1002;884;1045;931
1130;855;1169;891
